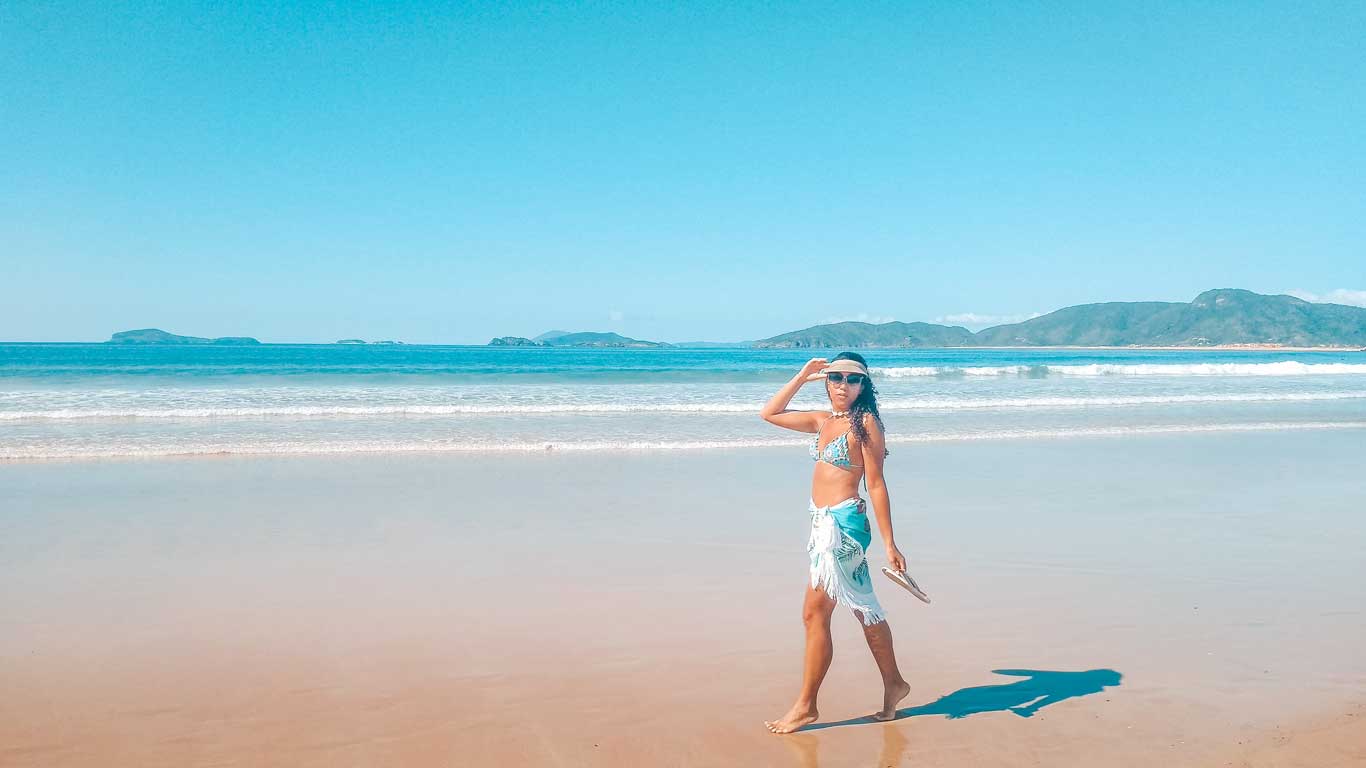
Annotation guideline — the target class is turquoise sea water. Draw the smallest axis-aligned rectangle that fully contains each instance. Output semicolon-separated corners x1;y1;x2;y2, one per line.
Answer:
2;344;1365;459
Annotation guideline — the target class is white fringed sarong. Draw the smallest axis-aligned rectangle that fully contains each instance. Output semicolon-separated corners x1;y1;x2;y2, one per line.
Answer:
808;497;886;625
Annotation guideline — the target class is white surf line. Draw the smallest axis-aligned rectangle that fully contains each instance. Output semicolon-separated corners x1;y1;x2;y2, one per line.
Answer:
873;362;1366;377
5;390;1366;420
4;421;1366;461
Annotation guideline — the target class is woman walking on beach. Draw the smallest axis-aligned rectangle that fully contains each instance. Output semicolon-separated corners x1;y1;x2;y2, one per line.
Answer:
759;352;910;733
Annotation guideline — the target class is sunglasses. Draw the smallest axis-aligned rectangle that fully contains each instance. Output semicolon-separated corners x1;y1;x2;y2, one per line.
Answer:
826;372;867;385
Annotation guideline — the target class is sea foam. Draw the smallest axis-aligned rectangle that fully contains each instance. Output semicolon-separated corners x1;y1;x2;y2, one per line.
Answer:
873;362;1366;378
3;390;1365;421
5;420;1365;460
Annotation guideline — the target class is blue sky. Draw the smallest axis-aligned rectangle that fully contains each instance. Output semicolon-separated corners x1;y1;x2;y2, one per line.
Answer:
3;1;1363;343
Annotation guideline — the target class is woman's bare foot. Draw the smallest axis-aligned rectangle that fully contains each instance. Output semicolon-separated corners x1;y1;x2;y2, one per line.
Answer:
873;680;911;721
765;703;819;734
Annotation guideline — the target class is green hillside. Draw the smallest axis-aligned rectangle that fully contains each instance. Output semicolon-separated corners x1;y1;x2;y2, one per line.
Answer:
975;289;1366;347
753;321;975;349
752;289;1366;348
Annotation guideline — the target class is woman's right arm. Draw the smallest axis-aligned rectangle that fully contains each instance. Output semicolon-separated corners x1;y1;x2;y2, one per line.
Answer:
759;357;828;433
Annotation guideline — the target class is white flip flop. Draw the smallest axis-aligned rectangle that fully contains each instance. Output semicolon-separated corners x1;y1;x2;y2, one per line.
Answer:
881;567;931;604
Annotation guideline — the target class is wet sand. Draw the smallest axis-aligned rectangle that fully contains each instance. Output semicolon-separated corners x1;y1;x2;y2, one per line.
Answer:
2;430;1364;766
1221;703;1365;767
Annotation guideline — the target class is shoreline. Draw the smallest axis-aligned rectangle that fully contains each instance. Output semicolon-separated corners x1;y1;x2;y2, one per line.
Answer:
4;418;1366;465
941;344;1366;351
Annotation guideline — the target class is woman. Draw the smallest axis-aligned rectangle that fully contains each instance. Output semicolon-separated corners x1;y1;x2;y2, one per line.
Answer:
759;352;910;733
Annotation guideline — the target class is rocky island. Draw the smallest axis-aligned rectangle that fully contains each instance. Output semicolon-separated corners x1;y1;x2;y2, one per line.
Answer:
488;331;670;348
106;329;261;345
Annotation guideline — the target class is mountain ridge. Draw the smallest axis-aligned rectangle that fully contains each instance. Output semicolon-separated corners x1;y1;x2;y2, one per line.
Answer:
752;289;1366;349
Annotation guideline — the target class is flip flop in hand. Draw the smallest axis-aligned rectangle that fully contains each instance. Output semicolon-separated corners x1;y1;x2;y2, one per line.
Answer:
881;567;931;604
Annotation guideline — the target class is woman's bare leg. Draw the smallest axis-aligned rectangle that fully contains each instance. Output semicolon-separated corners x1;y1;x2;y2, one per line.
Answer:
765;586;837;733
854;612;911;720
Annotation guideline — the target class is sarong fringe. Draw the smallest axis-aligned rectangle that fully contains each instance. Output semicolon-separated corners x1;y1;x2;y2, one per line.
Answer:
808;505;887;626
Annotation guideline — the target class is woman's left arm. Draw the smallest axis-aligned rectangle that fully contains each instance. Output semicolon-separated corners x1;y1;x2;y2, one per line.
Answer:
861;414;906;571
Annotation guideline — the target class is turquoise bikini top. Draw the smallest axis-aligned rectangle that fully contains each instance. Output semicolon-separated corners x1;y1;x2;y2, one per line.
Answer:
809;418;864;470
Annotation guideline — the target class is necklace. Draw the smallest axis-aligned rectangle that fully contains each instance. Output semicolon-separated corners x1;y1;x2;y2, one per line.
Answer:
831;409;850;418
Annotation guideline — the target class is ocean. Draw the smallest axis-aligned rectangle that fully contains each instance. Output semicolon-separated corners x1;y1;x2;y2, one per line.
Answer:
2;343;1365;460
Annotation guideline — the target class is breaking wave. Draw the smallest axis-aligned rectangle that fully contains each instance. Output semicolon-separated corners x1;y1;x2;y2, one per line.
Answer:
873;362;1366;378
4;390;1366;421
5;421;1364;460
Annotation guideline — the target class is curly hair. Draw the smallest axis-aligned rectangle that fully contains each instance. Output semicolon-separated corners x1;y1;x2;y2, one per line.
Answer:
827;351;889;457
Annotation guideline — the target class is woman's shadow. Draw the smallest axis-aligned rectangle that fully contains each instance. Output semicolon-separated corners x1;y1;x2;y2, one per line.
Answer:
805;668;1122;731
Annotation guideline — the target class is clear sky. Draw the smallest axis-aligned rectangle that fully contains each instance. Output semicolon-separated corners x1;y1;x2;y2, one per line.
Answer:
4;1;1364;343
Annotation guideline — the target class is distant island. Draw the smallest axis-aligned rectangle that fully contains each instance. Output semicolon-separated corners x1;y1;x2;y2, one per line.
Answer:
756;322;976;349
751;289;1366;349
668;341;755;348
489;330;671;348
108;289;1366;349
106;329;260;345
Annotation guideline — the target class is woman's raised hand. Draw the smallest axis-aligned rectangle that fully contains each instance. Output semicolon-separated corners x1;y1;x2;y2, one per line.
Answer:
799;357;830;382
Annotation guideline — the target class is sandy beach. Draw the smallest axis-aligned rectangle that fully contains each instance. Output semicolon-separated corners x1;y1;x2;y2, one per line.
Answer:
3;429;1364;767
1223;703;1365;767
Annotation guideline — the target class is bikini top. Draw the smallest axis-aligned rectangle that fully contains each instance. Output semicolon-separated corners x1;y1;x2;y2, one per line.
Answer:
809;417;864;471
